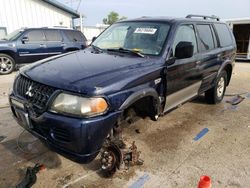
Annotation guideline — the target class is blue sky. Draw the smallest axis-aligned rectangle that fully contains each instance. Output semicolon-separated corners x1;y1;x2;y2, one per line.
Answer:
60;0;250;26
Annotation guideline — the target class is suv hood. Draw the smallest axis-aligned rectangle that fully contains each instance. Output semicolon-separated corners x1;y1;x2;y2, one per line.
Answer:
22;49;163;95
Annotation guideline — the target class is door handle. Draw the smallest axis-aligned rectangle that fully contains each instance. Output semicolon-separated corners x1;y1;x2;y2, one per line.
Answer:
40;44;46;48
196;61;201;65
61;43;66;47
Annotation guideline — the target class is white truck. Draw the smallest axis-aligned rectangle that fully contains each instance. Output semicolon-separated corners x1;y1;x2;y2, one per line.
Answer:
226;18;250;60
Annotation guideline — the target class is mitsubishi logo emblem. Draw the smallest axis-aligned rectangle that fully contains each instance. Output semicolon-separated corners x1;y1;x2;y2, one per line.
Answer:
25;85;33;97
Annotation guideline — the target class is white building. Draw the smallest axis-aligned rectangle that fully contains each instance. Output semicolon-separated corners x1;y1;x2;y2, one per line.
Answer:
81;25;107;44
0;0;79;38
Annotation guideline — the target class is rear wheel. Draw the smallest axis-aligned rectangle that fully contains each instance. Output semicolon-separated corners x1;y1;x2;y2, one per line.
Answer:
205;70;227;104
0;54;15;75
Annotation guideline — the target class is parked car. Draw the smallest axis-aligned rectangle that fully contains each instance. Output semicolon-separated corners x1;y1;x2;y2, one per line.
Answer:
9;15;236;168
0;28;87;74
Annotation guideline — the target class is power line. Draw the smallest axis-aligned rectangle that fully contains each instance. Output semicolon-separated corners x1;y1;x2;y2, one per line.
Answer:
63;0;81;11
76;0;82;11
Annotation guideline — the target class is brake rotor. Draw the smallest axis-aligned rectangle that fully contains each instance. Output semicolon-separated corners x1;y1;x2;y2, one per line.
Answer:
100;143;122;177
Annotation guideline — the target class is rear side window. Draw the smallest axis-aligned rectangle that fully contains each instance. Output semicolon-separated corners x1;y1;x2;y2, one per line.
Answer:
64;30;86;42
196;24;215;51
173;24;198;55
214;24;232;47
44;30;62;41
26;30;45;42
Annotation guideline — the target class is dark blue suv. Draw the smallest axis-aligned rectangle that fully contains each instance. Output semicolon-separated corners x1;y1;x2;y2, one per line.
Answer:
0;28;87;74
9;15;236;169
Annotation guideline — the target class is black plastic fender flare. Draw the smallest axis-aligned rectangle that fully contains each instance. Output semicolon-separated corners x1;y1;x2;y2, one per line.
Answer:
216;60;234;85
119;88;160;112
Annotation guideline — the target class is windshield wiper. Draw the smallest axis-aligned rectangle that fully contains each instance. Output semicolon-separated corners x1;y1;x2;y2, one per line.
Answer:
91;44;103;53
107;48;145;58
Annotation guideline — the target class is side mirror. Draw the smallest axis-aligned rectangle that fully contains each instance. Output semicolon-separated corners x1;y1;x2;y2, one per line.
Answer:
92;36;97;43
21;36;29;43
166;57;176;66
175;41;194;59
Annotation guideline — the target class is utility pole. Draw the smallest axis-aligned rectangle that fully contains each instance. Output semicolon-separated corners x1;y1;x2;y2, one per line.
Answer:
63;0;83;31
77;0;83;32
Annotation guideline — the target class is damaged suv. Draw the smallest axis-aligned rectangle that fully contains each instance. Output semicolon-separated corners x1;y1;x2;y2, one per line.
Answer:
9;15;236;172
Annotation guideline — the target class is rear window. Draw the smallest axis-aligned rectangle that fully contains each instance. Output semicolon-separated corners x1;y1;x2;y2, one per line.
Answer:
214;24;233;47
44;30;62;41
196;24;215;51
64;30;86;42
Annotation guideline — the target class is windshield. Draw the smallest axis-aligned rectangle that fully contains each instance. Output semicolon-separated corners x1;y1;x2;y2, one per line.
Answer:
92;22;170;56
1;29;24;41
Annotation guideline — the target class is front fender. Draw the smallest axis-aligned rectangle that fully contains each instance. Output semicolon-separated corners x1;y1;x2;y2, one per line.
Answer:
0;44;18;60
0;42;17;51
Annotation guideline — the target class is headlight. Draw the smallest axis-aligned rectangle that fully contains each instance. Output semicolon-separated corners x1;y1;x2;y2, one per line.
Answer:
50;93;109;117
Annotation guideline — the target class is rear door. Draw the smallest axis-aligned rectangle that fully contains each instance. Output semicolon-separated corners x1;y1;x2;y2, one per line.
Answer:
165;24;201;111
17;29;47;63
195;23;220;92
44;29;64;57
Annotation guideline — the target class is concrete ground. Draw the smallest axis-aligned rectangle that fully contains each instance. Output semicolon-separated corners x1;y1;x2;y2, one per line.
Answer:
0;62;249;188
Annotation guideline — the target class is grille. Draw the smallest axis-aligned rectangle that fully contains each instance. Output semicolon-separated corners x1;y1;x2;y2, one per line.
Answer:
15;75;56;115
51;128;71;142
32;122;71;143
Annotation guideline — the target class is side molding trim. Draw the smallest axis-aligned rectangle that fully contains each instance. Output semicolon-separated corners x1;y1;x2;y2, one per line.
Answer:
164;81;202;112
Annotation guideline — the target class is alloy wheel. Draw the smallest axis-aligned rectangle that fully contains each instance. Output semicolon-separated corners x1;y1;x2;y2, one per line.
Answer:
0;56;13;74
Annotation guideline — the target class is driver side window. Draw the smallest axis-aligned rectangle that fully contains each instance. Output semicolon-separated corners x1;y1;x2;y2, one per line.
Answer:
172;25;197;56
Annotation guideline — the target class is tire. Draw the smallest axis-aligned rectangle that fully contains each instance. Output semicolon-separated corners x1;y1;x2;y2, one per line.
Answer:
0;53;15;75
205;70;227;104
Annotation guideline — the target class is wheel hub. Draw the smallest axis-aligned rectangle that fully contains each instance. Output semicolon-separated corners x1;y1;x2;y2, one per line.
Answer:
100;141;143;176
101;151;116;170
1;62;7;69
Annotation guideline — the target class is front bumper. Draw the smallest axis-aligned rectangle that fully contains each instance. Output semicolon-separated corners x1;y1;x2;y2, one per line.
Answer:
9;95;121;163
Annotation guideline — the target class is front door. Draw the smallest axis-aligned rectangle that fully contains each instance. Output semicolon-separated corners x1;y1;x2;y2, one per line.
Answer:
165;24;201;112
17;30;47;64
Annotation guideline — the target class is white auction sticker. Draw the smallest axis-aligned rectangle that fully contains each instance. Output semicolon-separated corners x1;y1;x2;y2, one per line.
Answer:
134;28;157;34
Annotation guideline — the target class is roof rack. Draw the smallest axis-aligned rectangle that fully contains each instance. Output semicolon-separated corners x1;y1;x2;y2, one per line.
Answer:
186;14;220;21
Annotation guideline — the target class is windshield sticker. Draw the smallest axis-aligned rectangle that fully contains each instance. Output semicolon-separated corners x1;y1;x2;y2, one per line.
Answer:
134;28;157;34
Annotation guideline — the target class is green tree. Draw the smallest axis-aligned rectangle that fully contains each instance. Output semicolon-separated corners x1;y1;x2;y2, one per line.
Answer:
103;11;127;25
